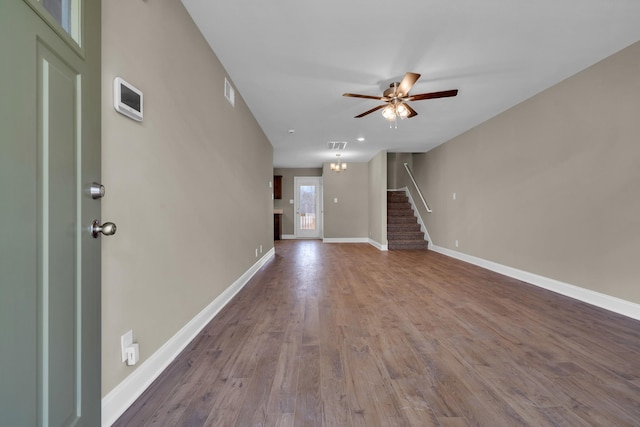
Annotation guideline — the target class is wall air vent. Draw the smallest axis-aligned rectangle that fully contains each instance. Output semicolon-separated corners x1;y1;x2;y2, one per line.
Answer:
224;77;235;107
327;141;347;150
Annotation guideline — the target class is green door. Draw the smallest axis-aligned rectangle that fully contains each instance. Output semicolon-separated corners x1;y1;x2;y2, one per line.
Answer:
0;0;102;425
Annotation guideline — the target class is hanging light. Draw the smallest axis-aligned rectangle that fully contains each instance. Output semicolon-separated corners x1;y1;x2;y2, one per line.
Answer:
396;102;410;119
330;154;347;173
381;101;411;123
381;104;397;121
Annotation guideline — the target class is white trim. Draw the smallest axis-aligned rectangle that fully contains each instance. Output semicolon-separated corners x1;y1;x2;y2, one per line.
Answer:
430;245;640;321
368;238;388;251
322;237;369;244
320;237;387;251
394;187;433;249
101;248;275;427
281;234;296;240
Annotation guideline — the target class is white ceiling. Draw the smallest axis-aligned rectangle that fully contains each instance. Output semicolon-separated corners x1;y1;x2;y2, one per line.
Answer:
181;0;640;168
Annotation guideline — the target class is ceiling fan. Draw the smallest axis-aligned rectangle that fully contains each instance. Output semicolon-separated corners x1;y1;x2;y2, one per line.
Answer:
343;72;458;121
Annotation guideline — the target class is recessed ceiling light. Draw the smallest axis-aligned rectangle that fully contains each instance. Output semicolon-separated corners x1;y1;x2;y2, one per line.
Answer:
357;137;365;142
288;129;295;134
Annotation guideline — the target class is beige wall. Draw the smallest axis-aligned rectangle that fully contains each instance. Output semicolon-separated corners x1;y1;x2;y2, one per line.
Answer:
102;0;273;395
368;151;387;245
387;152;413;190
414;41;640;304
273;168;322;236
322;162;369;239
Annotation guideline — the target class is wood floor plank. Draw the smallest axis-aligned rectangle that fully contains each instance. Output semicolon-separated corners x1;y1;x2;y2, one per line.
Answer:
318;301;350;426
293;345;322;426
265;311;304;416
387;378;441;427
342;337;388;426
229;331;284;426
114;240;640;426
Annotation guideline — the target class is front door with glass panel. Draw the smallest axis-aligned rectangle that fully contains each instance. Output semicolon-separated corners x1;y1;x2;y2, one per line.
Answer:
0;0;102;425
294;177;323;239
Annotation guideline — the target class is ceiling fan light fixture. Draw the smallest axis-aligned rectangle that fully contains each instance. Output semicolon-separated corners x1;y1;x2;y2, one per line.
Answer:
396;102;410;119
343;72;458;122
381;104;396;121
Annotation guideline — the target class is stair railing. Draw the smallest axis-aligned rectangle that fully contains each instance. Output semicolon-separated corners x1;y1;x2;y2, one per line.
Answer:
403;162;432;213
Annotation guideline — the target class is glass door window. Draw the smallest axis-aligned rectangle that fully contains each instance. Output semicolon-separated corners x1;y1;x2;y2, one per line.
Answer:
294;177;322;239
299;185;317;231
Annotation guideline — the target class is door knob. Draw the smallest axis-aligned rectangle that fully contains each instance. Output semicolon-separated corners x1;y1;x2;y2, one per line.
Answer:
91;220;117;238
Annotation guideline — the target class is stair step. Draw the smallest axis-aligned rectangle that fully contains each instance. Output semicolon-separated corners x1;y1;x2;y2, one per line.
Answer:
387;209;415;217
387;223;421;232
387;192;408;199
388;231;426;241
387;204;411;212
388;240;429;250
388;216;417;224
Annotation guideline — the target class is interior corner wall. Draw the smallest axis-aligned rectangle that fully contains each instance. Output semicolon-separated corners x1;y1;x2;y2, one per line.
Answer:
322;162;369;239
102;0;273;395
273;168;322;236
414;41;640;304
386;152;413;190
368;151;387;245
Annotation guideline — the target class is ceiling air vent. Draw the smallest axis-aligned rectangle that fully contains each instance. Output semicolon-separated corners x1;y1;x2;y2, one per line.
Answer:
224;77;235;107
327;141;347;150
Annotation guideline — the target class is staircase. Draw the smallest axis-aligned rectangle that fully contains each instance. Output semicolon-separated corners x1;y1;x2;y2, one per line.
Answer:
387;191;428;250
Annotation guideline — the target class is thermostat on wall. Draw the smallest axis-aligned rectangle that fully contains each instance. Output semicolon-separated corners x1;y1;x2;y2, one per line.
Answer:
113;77;143;121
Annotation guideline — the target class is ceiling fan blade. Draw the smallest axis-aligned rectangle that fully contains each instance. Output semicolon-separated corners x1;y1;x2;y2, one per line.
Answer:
354;104;386;118
343;93;387;101
406;89;458;101
404;103;418;118
396;72;421;97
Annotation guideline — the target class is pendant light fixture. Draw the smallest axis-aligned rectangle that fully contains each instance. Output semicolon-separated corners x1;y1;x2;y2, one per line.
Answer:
330;154;347;173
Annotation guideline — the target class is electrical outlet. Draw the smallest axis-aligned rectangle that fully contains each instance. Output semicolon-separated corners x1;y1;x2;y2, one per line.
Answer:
260;244;263;253
255;248;258;257
121;330;133;362
453;192;457;200
455;240;459;248
126;343;140;366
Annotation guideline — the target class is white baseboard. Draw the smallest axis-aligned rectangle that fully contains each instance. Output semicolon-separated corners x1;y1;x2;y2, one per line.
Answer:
281;234;295;240
283;236;386;251
368;238;388;251
101;248;276;427
430;245;640;321
323;237;369;244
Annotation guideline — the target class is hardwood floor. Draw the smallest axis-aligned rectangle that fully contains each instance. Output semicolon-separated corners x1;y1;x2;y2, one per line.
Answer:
114;240;640;426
